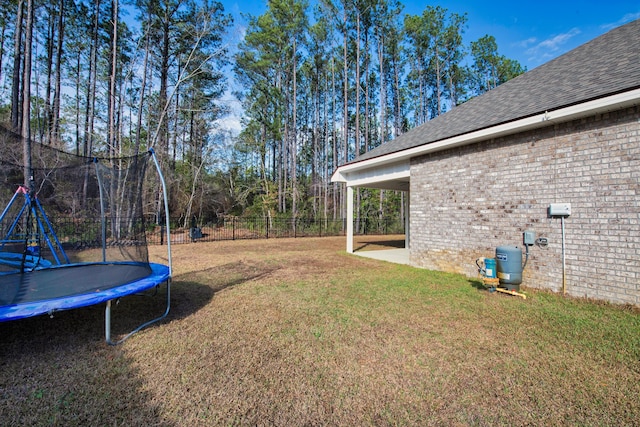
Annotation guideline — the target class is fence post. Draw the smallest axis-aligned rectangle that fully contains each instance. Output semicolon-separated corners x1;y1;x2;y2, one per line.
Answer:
233;217;236;240
266;217;269;239
160;224;164;245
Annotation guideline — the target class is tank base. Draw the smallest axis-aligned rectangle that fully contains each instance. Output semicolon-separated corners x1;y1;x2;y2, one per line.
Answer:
496;287;527;299
502;283;520;291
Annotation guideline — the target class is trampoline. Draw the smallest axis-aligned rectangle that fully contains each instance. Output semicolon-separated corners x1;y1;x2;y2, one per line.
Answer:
0;262;169;317
0;134;172;345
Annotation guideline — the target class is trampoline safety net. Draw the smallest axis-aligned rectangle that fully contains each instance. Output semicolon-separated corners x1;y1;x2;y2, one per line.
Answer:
0;126;153;274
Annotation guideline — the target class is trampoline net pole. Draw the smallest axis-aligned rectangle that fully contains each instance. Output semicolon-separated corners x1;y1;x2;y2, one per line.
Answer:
150;149;172;275
94;159;107;263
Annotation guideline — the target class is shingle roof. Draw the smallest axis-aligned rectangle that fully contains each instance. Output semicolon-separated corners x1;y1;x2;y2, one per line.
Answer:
354;19;640;163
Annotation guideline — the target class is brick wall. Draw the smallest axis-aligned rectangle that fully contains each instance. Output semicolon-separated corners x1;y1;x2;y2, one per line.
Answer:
409;105;639;306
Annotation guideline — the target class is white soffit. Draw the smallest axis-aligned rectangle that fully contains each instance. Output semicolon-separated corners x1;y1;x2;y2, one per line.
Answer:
332;88;640;182
332;160;409;188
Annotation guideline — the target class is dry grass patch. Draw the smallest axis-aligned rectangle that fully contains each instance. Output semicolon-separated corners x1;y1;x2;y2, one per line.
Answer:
1;236;639;426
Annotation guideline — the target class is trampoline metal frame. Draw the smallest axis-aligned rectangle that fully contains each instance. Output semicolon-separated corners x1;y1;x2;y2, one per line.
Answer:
105;274;171;345
0;185;70;266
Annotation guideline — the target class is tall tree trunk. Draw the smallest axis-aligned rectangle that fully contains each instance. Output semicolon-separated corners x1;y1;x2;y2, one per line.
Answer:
11;0;24;132
341;6;348;220
107;0;118;158
364;22;369;153
171;60;180;169
378;33;386;144
323;67;329;222
158;17;170;157
134;13;150;156
83;0;99;157
116;68;125;157
260;108;267;182
271;109;276;184
435;43;442;116
276;67;284;213
355;10;360;156
22;0;33;189
0;19;6;82
44;7;54;143
331;57;338;220
74;51;81;155
82;0;99;207
291;38;298;219
313;65;320;217
52;0;65;144
393;48;401;137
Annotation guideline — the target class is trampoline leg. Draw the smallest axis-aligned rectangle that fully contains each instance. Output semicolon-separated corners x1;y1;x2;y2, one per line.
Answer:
105;279;171;346
105;300;113;343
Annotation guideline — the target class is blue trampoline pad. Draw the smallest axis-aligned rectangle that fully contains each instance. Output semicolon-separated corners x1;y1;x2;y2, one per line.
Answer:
0;262;170;321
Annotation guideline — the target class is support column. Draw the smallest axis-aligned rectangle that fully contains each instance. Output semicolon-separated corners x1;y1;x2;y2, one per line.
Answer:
404;189;410;249
346;185;354;253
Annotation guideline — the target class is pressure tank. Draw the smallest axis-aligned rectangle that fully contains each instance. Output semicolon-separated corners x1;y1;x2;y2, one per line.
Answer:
495;245;522;291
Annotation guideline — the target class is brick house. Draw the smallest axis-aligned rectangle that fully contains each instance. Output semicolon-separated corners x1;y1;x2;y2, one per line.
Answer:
332;20;640;305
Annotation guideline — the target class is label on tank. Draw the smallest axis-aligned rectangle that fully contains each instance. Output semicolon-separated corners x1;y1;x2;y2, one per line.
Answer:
496;253;507;261
498;272;511;280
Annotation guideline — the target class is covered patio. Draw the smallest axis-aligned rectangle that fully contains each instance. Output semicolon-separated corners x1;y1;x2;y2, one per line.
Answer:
331;157;410;261
351;235;410;265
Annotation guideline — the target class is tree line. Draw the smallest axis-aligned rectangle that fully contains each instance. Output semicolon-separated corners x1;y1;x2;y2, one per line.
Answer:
0;0;524;228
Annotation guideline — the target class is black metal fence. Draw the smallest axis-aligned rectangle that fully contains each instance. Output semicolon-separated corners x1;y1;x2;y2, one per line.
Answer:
148;216;405;245
1;215;404;248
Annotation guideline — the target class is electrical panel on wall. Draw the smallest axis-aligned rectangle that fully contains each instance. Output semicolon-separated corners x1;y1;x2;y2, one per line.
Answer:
523;230;535;246
548;203;571;217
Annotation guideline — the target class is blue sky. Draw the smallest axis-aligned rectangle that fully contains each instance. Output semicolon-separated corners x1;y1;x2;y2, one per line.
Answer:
222;0;640;70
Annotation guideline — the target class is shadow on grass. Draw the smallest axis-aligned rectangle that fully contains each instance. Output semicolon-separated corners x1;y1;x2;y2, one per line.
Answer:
0;260;274;345
468;279;486;291
0;260;276;425
354;238;406;252
0;300;174;424
469;278;506;301
165;261;277;322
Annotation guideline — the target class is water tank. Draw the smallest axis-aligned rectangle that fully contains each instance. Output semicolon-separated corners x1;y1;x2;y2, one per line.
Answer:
496;245;522;291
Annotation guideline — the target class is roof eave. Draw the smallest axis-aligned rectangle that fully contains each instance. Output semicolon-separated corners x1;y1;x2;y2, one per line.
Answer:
332;88;640;180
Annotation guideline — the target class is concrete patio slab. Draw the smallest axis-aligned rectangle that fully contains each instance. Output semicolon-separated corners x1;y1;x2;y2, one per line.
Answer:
353;248;410;265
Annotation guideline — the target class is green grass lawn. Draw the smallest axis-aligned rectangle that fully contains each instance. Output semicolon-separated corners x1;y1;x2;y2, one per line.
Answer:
0;236;638;426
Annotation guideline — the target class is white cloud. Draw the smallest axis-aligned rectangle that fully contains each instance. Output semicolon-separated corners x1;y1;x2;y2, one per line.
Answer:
538;28;581;51
215;115;243;136
601;11;640;31
213;88;245;136
515;37;538;49
525;27;581;65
